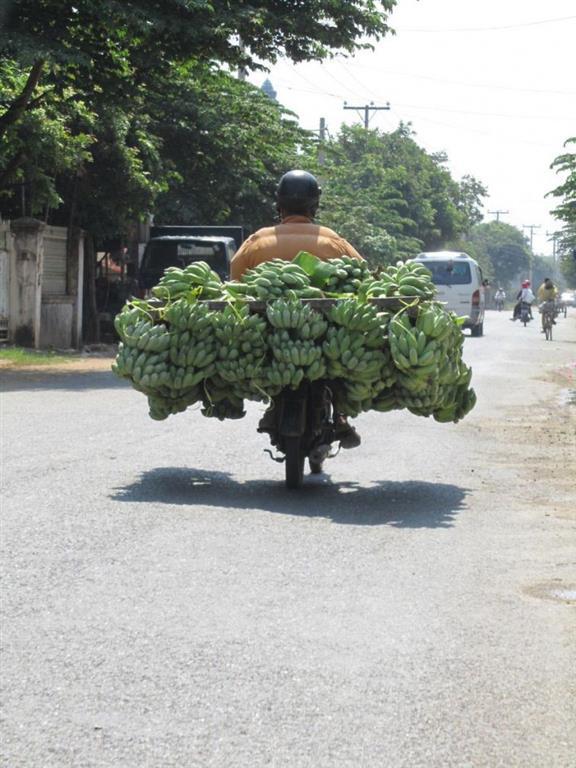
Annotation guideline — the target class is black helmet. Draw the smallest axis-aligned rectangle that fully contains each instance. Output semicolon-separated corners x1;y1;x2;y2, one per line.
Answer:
276;170;321;214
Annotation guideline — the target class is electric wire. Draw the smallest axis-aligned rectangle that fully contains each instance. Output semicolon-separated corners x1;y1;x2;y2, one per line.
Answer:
398;14;576;33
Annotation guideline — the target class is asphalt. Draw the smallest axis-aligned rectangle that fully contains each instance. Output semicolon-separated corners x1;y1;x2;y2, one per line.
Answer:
1;309;575;767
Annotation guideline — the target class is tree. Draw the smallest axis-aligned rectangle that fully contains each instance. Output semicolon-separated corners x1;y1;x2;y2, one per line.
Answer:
151;64;312;232
468;222;531;287
455;174;488;234
306;124;470;266
549;137;576;287
0;0;396;227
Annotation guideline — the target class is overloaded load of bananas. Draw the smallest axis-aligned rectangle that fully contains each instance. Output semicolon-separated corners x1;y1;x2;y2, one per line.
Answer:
112;258;476;424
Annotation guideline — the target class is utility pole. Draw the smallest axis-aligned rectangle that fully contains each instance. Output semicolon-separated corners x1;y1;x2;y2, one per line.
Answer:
523;224;541;285
488;209;509;222
318;117;327;166
546;231;560;280
343;101;390;129
546;230;559;262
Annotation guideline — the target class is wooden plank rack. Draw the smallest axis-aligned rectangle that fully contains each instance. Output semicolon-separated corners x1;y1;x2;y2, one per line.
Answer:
201;297;420;312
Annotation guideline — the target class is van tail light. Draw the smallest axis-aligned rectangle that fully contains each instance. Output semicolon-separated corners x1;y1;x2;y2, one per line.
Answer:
472;289;480;306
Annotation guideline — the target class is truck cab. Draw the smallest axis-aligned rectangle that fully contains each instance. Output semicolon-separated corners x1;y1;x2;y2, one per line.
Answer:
139;235;237;291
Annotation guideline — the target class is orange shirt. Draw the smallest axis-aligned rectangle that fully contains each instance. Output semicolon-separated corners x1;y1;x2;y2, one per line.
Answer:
230;215;363;280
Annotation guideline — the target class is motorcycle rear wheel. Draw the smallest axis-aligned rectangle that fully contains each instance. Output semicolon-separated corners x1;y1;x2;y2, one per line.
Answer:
285;436;305;489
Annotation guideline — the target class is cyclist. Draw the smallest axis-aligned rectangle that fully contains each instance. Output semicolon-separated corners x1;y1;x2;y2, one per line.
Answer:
537;277;558;331
231;170;364;449
494;286;506;310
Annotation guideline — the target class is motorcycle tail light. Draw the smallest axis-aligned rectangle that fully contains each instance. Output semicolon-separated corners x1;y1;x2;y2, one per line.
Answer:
472;289;480;306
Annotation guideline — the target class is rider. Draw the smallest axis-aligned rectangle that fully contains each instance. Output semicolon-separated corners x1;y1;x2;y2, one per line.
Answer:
511;279;535;321
494;286;506;308
537;277;558;329
230;170;364;449
230;170;363;279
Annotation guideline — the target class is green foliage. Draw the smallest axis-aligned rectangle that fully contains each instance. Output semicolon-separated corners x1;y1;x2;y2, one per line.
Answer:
467;221;531;286
0;59;95;214
1;0;398;238
549;138;576;287
152;64;311;230
307;124;470;267
1;0;397;72
456;174;488;234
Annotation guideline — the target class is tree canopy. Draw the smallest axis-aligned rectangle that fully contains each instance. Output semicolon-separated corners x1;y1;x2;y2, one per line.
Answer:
304;124;485;266
467;221;531;287
0;0;398;239
549;137;576;287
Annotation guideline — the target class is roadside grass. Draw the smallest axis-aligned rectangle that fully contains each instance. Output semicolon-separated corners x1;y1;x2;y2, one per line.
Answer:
0;346;75;367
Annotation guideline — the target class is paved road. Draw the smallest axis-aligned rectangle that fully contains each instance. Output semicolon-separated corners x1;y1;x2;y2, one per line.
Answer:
2;310;575;767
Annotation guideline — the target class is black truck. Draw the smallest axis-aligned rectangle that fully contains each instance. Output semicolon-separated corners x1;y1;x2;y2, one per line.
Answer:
139;225;245;290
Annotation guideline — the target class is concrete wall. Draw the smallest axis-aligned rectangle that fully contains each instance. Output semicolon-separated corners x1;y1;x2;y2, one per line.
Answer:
0;222;10;340
40;297;75;348
9;219;44;347
3;219;84;349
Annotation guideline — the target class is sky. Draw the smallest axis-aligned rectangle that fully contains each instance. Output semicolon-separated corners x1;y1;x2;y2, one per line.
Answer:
248;0;576;258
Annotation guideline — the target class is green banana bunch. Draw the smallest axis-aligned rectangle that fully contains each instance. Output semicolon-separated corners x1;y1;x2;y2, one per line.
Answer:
201;377;246;420
389;312;443;374
320;256;372;294
433;384;477;423
266;360;306;391
327;298;389;348
213;305;268;397
266;299;328;338
152;261;224;300
363;260;435;300
148;388;201;421
323;325;389;385
241;260;322;300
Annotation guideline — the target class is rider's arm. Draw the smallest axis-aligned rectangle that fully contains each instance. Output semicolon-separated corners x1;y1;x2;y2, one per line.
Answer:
337;237;364;261
230;237;258;280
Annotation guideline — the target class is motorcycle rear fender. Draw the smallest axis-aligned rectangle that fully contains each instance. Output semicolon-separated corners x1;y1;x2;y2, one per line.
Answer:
278;394;308;438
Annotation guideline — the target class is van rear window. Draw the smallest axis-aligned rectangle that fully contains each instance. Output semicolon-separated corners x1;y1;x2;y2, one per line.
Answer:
418;261;472;285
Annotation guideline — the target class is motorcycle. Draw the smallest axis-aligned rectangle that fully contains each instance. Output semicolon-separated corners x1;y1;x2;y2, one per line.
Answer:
259;380;338;489
495;295;505;311
519;301;532;326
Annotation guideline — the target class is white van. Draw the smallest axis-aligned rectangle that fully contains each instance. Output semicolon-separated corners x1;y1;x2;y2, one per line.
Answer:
410;251;486;336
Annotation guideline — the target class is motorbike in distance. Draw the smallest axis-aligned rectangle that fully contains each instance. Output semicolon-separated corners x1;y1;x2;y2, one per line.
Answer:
519;301;532;326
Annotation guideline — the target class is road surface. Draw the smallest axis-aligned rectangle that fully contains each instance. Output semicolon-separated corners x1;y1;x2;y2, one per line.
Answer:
2;310;575;767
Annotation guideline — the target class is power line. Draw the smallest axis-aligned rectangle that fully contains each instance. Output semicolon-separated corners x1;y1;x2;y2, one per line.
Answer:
271;78;575;119
398;14;576;33
343;63;576;96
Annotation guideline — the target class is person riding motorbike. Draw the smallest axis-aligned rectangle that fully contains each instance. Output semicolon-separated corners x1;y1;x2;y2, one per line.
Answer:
537;277;558;330
511;280;535;321
230;170;364;449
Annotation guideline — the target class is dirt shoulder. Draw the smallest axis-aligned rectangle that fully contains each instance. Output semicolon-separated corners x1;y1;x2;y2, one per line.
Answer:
0;346;116;374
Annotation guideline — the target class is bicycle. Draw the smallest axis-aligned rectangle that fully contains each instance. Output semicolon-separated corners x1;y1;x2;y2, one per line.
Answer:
541;301;555;341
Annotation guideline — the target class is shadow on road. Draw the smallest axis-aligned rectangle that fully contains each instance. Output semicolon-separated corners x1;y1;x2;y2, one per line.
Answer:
111;467;469;528
0;370;125;392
